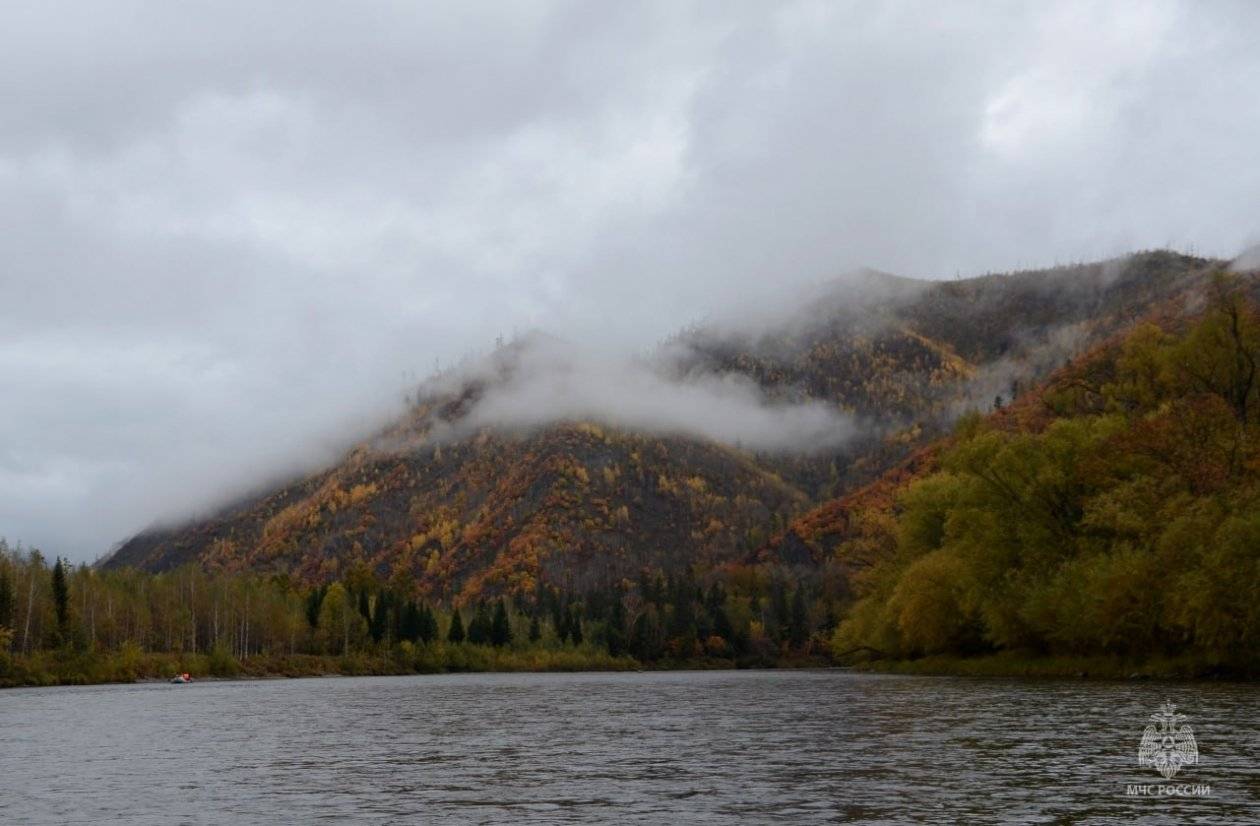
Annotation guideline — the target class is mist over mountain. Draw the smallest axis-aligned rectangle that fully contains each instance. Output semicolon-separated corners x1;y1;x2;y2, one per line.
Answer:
412;333;857;453
104;251;1219;601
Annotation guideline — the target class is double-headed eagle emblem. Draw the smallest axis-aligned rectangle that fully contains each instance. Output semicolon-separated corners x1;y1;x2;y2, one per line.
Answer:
1138;701;1198;780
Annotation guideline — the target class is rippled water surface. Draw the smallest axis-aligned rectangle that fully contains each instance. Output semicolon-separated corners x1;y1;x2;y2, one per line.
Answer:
2;670;1258;823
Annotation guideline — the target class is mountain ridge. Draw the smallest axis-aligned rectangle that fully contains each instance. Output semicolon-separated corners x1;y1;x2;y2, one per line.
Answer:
103;250;1220;604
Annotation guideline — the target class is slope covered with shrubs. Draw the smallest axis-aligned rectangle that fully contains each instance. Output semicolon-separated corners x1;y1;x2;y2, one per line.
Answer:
833;274;1260;671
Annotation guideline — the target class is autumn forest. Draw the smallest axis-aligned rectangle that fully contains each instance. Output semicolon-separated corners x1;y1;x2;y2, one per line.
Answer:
4;252;1260;686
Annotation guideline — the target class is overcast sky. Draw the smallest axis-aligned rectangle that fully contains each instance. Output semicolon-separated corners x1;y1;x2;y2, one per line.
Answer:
4;1;1260;561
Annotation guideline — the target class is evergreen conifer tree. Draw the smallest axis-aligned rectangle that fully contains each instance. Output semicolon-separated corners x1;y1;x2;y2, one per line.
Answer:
51;557;70;635
304;586;325;629
447;608;465;643
771;581;790;640
490;599;512;647
369;595;389;643
0;564;14;629
557;606;571;643
399;600;421;642
788;587;809;649
669;589;694;639
420;603;439;643
605;596;626;657
468;603;491;644
630;609;660;661
528;613;541;643
551;597;565;638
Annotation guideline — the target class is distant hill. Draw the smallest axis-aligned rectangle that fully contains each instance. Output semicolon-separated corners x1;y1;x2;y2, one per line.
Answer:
103;250;1219;602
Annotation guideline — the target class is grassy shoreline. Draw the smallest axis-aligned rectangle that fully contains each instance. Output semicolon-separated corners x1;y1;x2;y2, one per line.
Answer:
9;648;1252;689
0;646;634;689
1;645;835;689
847;652;1254;681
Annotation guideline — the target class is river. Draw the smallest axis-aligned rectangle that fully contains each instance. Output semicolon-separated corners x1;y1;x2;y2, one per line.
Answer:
1;670;1256;823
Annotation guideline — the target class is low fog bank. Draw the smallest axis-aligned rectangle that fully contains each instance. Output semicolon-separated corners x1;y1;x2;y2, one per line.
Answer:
420;334;857;453
95;400;408;563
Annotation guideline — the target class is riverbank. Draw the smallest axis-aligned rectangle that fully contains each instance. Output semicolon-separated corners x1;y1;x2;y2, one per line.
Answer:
850;652;1254;680
0;645;634;688
1;644;835;689
9;646;1253;689
8;649;1253;689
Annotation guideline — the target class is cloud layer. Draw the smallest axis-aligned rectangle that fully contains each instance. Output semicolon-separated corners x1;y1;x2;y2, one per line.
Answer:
423;335;855;452
4;1;1260;559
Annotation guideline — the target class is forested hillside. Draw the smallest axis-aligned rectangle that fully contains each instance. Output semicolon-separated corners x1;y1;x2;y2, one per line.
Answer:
832;273;1260;670
7;251;1258;685
108;426;810;599
103;251;1215;608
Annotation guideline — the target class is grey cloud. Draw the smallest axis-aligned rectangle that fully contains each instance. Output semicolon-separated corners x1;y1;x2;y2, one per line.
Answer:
422;334;855;452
